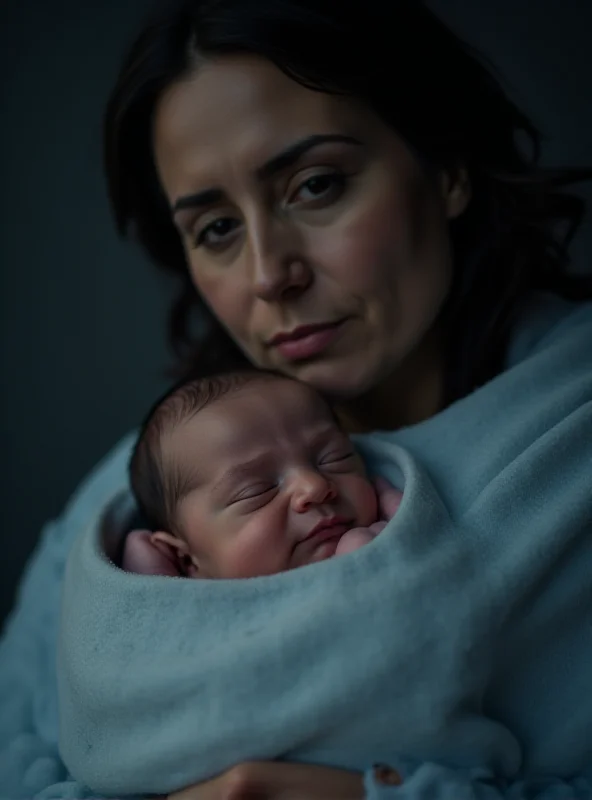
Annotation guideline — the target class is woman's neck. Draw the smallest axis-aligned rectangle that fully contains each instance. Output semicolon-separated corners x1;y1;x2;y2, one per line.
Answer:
336;334;445;434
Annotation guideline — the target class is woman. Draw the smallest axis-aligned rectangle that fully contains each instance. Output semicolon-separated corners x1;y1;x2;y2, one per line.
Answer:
1;0;591;797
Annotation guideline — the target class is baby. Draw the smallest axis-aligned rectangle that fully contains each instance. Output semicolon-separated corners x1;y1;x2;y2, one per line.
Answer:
125;370;401;579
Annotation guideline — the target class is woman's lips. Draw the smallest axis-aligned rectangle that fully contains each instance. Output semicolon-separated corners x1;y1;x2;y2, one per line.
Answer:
270;320;348;361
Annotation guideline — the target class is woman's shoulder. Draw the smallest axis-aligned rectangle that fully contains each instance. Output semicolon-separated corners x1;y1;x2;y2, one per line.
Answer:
506;291;592;369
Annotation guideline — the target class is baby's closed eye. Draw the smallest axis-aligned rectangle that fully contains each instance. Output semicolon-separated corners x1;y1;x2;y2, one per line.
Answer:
317;450;359;471
319;449;355;462
230;483;278;507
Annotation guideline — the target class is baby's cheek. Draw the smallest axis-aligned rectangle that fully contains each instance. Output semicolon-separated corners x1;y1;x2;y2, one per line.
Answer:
224;517;288;578
350;476;379;526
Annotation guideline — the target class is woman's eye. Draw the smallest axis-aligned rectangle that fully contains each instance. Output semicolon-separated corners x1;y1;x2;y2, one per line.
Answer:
194;217;240;250
290;172;345;205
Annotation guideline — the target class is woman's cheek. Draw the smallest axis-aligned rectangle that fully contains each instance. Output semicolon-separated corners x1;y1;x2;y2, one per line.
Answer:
192;269;252;341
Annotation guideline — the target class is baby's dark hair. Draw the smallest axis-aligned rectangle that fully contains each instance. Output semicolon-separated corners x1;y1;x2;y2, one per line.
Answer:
129;369;284;535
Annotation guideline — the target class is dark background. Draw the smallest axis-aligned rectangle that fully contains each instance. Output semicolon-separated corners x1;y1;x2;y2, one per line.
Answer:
1;0;591;627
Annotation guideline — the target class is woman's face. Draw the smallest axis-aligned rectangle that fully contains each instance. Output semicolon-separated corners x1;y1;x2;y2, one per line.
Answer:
153;55;469;399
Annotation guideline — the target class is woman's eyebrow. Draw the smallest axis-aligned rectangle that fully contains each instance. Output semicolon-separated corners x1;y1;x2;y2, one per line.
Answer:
171;133;363;215
255;133;363;181
172;188;223;216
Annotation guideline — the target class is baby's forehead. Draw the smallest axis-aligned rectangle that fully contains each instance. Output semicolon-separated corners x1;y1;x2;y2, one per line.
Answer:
158;381;339;498
166;379;338;457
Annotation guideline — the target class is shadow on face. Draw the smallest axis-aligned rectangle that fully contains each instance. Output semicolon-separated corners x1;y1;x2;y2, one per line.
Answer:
153;55;470;405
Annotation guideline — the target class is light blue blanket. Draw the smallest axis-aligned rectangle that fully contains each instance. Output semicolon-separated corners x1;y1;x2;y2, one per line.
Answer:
59;444;516;796
0;434;137;800
56;294;592;798
2;293;591;800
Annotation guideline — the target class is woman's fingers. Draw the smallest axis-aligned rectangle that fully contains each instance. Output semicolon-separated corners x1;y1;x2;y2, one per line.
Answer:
166;761;364;800
225;761;364;799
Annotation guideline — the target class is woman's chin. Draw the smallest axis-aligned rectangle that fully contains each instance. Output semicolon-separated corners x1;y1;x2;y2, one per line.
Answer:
287;357;379;400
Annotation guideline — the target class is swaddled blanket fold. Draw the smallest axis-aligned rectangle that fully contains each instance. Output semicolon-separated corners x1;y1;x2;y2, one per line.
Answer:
59;446;511;796
58;294;592;798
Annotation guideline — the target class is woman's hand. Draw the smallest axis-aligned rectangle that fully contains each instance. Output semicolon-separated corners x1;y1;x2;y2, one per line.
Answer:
166;761;364;800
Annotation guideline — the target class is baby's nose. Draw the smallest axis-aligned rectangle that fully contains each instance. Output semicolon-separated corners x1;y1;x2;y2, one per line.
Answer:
291;470;337;512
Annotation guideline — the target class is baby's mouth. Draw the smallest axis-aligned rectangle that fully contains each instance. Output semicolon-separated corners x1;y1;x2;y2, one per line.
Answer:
292;518;354;566
304;515;353;541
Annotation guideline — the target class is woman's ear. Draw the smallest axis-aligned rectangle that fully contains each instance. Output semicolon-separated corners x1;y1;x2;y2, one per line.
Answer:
150;531;201;578
440;165;471;220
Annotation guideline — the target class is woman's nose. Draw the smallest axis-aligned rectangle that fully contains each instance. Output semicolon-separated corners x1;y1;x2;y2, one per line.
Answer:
291;470;337;513
249;218;312;302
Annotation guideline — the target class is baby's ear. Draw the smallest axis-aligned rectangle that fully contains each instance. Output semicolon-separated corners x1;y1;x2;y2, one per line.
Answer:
150;531;200;578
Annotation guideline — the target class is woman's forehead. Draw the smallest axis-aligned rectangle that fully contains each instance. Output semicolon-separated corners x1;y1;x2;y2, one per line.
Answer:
152;55;369;193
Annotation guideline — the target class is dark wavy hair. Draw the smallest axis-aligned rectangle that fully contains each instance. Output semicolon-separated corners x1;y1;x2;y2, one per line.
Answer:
104;0;592;407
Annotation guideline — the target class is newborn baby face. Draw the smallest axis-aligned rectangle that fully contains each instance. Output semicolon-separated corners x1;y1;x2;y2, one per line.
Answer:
163;380;378;578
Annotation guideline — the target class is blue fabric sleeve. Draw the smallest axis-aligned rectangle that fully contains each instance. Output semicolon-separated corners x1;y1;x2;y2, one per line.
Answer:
0;435;135;799
0;516;82;798
364;762;592;799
